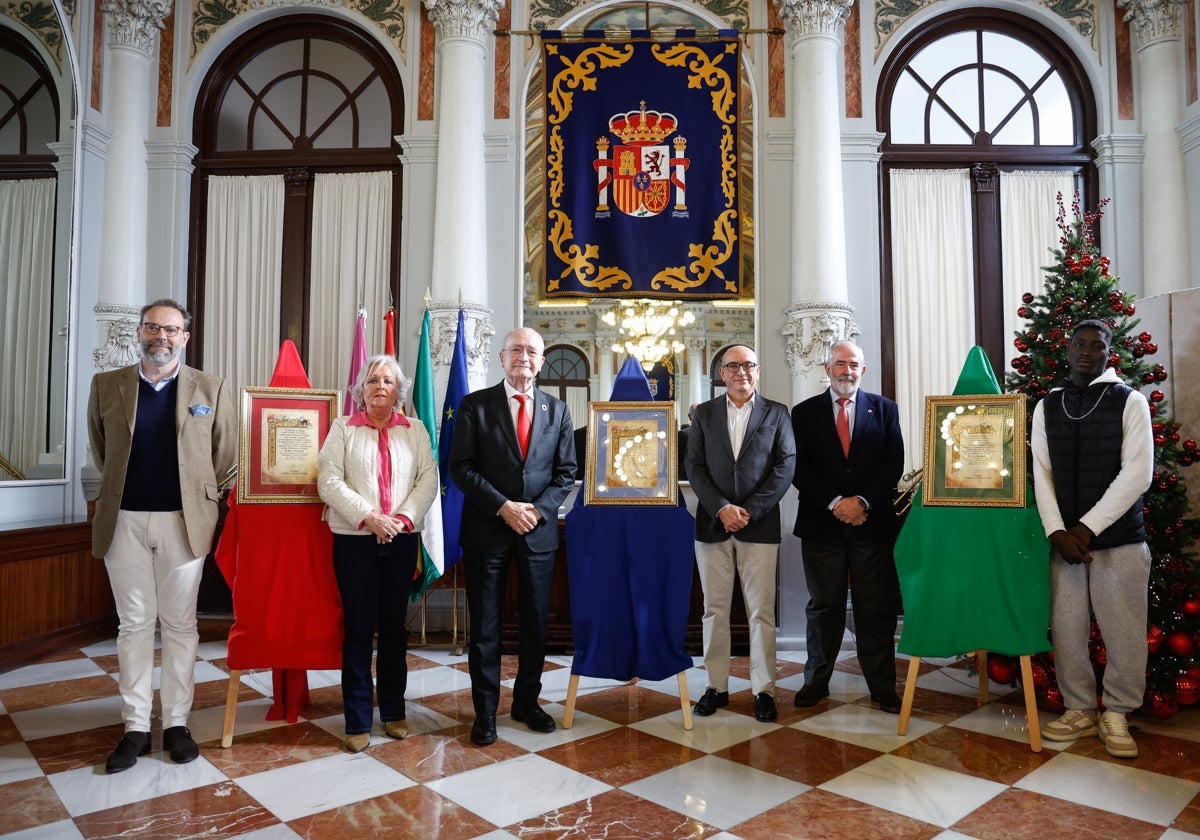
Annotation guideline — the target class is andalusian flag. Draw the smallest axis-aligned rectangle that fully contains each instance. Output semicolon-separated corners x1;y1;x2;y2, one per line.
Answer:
410;308;444;601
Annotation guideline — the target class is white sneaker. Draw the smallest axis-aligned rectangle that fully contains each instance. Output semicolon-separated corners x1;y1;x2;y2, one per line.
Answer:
1041;709;1098;742
1098;710;1138;758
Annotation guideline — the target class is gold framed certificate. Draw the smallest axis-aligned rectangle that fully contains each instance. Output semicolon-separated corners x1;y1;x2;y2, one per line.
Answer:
237;386;339;504
922;393;1026;507
583;401;678;506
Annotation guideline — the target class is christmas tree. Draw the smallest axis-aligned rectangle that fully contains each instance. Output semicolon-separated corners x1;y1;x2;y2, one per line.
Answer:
999;193;1200;717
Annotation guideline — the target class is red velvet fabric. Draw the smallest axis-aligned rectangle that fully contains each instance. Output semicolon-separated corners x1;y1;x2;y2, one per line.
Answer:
214;341;342;721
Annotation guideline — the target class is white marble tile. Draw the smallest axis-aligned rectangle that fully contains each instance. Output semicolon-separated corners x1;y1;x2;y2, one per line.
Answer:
232;825;303;840
1014;751;1200;826
1130;706;1200;744
79;639;120;658
402;662;474;699
235;752;415;822
947;702;1068;749
1159;830;1200;840
0;658;105;690
186;697;287;744
791;703;939;751
819;754;1006;828
501;706;618;749
195;639;229;661
630;710;780;754
397;701;460;737
426;752;611;827
0;820;85;839
407;647;469;668
470;832;521;840
638;666;748;701
539;673;633;705
622;754;807;830
10;694;126;741
931;831;984;840
48;754;229;817
0;742;42;786
707;833;748;840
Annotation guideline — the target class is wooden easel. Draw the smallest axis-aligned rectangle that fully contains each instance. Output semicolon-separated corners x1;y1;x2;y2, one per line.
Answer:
896;651;1042;752
221;670;243;748
561;672;693;731
419;565;467;655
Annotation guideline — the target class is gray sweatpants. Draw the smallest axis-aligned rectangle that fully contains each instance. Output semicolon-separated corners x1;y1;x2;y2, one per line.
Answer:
1049;541;1151;715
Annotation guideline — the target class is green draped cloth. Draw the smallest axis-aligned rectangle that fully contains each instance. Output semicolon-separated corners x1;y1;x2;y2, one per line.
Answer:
895;347;1052;657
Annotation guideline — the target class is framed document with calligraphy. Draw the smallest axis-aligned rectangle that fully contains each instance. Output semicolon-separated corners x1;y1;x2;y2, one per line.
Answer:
237;386;339;504
583;401;678;506
922;394;1027;507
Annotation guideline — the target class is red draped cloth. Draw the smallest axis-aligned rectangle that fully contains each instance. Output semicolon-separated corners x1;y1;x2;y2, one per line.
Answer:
214;341;342;722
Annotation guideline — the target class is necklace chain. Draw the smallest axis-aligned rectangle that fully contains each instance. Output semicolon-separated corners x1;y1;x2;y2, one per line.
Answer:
1060;384;1112;421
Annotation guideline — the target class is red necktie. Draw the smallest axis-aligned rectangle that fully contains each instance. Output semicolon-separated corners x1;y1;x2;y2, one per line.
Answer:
515;394;531;458
837;397;851;458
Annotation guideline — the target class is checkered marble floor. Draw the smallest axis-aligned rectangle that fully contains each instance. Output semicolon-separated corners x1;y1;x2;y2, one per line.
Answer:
2;620;1200;839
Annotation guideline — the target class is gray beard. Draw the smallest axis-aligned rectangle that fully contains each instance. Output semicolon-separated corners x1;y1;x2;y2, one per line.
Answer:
142;343;182;367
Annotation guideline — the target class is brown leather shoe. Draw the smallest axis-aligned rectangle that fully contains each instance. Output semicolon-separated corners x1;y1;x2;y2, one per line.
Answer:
345;733;371;752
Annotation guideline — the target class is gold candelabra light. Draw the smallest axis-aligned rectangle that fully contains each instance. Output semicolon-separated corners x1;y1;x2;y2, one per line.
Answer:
601;299;696;371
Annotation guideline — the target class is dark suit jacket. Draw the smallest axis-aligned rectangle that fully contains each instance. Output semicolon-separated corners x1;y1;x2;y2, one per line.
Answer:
791;389;904;543
87;363;237;558
686;395;796;544
449;382;577;554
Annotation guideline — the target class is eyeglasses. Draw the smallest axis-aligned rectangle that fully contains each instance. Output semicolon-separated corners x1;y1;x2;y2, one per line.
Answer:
503;346;541;358
723;361;758;373
141;323;184;337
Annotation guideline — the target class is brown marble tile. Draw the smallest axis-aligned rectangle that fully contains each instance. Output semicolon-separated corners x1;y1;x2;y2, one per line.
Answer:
572;684;684;725
73;781;280;839
288;784;495;839
730;787;941;840
303;685;346;721
198;618;233;643
188;675;264;713
89;650;167;674
406;653;443;671
202;722;344;778
539;727;705;787
897;687;983;723
370;724;527;783
27;722;127;774
727;656;803;682
0;776;72;833
0;713;21;745
1173;789;1200;834
950;787;1164;840
514;788;717;839
417;686;508;724
892;726;1055;785
1059;726;1200;780
716;727;880;786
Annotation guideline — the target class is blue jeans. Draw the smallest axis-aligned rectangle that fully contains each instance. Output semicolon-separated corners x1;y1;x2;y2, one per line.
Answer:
332;533;417;734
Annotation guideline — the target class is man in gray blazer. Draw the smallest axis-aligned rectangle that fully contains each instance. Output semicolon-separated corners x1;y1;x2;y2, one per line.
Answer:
87;299;236;773
449;327;576;746
686;345;795;722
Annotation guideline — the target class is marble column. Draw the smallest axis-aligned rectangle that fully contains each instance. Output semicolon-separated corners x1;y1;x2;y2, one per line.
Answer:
773;0;857;400
684;336;707;412
1119;0;1191;295
423;0;503;386
92;0;170;372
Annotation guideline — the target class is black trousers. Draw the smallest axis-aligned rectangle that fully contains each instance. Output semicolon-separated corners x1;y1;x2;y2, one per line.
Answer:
800;536;899;695
464;543;555;717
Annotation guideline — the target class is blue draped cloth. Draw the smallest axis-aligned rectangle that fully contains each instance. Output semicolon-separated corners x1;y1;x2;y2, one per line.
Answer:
565;502;695;681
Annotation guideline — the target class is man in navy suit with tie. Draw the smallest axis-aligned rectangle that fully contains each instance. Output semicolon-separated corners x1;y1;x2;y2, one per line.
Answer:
791;340;904;713
449;327;576;746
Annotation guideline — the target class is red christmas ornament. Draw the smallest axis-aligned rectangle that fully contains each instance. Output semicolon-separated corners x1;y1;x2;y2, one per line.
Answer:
1176;675;1200;707
1139;331;1153;343
1125;304;1136;315
987;655;1019;685
1022;292;1034;304
1151;390;1165;403
1182;599;1200;617
1147;689;1179;719
1167;630;1197;657
1030;662;1050;689
1185;439;1197;452
1041;685;1064;713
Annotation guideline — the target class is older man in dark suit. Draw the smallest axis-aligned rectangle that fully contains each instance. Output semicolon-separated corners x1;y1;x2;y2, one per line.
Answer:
791;340;904;713
449;327;576;746
686;345;795;722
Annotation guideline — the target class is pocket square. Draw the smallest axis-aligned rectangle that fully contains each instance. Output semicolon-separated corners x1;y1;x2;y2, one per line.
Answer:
189;404;212;416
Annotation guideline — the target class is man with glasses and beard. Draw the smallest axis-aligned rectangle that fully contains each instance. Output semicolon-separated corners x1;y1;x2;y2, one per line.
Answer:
87;298;236;773
791;340;904;713
686;345;795;723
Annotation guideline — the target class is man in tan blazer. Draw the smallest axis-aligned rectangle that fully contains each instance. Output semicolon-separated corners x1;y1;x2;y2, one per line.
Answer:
87;298;236;773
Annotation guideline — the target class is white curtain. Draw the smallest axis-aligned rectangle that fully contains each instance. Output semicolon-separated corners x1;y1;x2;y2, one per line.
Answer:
308;171;393;400
1000;170;1075;377
890;168;975;473
203;174;285;397
0;178;55;478
564;386;589;431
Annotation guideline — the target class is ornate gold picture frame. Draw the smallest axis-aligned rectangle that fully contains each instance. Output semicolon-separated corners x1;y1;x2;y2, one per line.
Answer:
583;401;678;506
237;387;339;504
922;393;1027;508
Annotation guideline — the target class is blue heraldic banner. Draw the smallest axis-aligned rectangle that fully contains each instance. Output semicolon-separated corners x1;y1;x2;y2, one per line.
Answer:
542;32;741;300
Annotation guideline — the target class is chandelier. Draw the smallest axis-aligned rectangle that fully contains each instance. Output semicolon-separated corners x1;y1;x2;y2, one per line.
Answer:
602;299;696;371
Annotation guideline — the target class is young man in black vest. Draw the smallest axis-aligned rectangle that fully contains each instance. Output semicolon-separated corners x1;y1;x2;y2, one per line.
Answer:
1032;319;1154;758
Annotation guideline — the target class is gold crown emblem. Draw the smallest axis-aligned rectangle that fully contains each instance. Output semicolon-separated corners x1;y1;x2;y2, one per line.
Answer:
608;101;678;146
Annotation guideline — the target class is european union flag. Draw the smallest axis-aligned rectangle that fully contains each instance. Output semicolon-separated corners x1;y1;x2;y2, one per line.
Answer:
439;309;470;568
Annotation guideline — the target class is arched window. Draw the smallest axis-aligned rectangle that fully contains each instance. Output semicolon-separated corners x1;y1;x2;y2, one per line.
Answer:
190;15;403;392
877;8;1096;465
540;344;590;423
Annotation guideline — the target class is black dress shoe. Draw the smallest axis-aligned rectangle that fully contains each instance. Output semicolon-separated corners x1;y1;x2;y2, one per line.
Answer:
105;731;151;773
871;690;902;714
754;692;777;722
163;726;200;763
511;703;556;733
793;685;829;707
471;713;498;746
693;687;729;716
